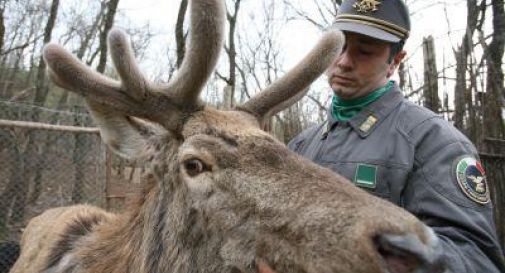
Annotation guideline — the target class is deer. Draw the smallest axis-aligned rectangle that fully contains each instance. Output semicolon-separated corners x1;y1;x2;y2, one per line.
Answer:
9;0;446;272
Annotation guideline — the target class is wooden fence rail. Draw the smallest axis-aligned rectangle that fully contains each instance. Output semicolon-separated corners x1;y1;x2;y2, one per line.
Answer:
0;119;99;133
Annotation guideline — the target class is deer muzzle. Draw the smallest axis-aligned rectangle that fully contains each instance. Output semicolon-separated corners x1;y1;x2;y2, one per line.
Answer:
374;226;446;273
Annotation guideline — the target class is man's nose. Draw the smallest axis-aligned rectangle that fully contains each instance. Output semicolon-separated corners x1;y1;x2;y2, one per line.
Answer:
335;50;353;71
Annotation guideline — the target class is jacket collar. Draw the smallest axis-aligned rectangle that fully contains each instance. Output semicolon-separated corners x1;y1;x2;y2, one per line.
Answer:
326;82;404;138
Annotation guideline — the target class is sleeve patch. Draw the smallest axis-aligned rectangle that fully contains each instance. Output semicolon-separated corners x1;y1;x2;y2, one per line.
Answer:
455;156;490;205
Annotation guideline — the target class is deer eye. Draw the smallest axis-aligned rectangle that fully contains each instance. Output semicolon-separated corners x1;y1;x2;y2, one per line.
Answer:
183;158;211;177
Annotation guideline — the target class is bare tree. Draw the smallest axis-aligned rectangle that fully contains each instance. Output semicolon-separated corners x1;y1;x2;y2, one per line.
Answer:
0;0;60;230
236;1;281;99
97;0;120;73
283;0;340;30
32;0;60;107
422;36;440;112
0;2;5;55
479;0;505;246
482;0;505;143
0;2;35;98
215;0;242;109
56;1;106;110
453;0;480;132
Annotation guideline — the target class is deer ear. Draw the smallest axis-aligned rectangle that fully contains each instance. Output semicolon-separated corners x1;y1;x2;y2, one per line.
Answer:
86;101;167;160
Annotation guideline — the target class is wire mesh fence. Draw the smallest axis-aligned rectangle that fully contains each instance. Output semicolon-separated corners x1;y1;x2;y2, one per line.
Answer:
0;101;106;243
0;100;108;271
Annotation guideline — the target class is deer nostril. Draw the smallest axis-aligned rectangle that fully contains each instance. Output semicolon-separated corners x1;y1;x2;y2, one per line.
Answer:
374;230;446;273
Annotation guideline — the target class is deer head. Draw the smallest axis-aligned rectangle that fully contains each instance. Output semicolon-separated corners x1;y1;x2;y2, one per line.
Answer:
42;0;445;272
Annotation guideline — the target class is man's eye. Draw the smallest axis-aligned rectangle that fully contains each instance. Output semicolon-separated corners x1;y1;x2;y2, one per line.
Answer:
359;49;373;55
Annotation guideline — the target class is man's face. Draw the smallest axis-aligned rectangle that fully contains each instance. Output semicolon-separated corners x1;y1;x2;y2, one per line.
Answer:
327;32;405;100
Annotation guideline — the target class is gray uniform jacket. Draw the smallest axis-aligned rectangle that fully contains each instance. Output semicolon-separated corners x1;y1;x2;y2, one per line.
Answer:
288;83;505;272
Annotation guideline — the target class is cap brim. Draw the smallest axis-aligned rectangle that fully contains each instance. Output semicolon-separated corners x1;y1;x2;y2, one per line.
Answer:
333;21;401;43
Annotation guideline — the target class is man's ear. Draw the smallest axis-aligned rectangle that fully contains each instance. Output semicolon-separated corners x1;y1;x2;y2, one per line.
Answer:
387;50;407;78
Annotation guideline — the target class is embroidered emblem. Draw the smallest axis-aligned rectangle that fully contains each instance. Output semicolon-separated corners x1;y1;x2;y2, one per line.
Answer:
354;164;377;189
353;0;382;13
455;156;490;204
359;115;378;133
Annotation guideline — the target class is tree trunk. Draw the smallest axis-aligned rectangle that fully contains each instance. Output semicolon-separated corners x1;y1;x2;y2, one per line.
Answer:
96;0;120;73
0;10;27;98
223;85;233;110
175;0;188;68
283;102;303;143
3;15;40;99
422;36;440;113
32;0;60;107
467;50;480;143
0;5;5;55
483;0;505;146
78;2;105;60
3;49;24;99
453;0;479;132
23;31;42;88
398;62;406;91
58;1;105;110
222;0;242;109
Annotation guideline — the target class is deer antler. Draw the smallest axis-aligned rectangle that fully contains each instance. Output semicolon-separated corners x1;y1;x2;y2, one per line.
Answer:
158;0;225;103
237;29;345;121
43;0;225;132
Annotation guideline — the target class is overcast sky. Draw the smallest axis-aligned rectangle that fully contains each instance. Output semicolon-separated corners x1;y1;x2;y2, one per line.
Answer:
116;0;470;64
110;0;477;107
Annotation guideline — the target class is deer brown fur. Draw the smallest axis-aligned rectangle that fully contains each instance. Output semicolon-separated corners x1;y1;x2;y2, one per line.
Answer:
9;0;446;273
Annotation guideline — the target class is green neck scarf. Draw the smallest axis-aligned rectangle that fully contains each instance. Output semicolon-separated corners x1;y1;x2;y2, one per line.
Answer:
331;80;394;122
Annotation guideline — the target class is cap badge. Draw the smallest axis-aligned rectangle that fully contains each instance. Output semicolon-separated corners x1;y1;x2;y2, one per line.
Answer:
353;0;382;13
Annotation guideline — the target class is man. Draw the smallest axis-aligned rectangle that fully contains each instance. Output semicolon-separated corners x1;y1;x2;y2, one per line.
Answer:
288;0;505;272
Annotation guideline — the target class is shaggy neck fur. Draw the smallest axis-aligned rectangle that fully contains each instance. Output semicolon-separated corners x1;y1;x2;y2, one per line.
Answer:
66;140;231;273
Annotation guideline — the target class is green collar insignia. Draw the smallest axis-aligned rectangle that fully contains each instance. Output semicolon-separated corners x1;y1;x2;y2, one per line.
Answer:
359;115;378;133
354;164;377;189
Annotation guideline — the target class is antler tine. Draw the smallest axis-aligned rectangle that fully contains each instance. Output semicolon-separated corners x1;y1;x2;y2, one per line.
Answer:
43;44;120;96
108;28;150;101
43;44;153;119
158;0;225;104
237;29;345;120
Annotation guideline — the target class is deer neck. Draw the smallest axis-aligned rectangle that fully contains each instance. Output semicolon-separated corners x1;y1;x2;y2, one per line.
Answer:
92;180;220;273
